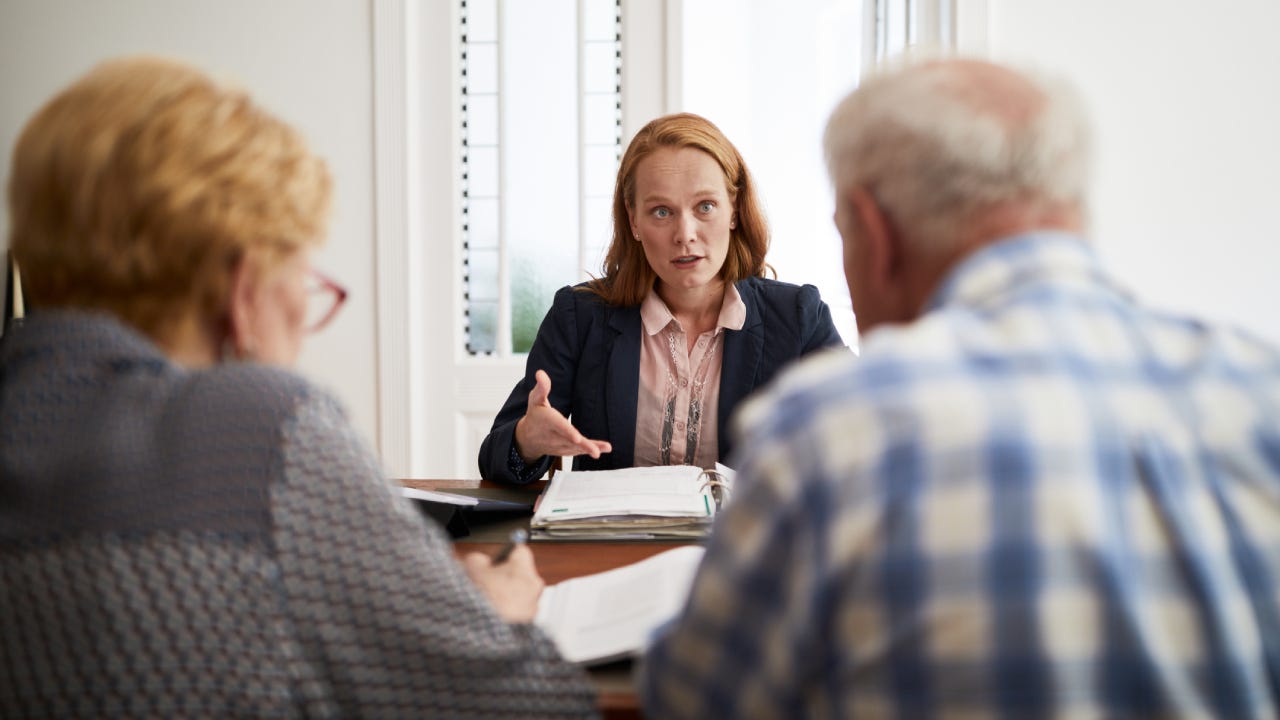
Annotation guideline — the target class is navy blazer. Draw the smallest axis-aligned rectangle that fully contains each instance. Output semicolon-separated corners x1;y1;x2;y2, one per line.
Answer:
478;277;846;483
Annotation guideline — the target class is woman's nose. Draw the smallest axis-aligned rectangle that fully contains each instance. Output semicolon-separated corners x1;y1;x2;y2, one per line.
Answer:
674;214;697;243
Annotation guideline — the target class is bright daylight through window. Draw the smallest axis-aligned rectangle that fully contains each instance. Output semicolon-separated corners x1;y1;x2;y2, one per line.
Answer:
461;0;622;356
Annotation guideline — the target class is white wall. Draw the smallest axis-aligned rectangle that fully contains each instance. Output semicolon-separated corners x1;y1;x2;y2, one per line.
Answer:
678;0;864;344
985;0;1280;345
5;1;1279;478
0;0;381;446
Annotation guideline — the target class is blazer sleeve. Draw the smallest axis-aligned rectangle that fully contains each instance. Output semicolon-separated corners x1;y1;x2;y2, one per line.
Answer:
275;391;597;717
797;283;846;354
478;286;583;484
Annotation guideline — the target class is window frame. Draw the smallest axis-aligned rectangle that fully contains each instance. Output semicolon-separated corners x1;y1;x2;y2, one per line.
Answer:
373;0;983;476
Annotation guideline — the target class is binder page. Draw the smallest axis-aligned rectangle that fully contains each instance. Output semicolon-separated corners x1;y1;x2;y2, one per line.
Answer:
534;465;711;522
399;487;479;506
535;545;706;665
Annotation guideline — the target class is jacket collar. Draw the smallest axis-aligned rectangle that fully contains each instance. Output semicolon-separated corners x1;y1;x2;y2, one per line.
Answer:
600;278;766;467
1;310;171;374
605;305;642;467
718;279;764;457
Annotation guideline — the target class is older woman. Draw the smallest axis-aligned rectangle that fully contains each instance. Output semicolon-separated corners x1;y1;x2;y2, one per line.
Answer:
0;57;593;717
479;113;845;483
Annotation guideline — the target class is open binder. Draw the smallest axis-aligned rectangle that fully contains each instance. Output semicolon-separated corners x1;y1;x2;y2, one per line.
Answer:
529;464;734;541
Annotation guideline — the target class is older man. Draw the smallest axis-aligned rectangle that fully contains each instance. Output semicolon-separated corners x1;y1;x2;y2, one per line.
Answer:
641;58;1280;718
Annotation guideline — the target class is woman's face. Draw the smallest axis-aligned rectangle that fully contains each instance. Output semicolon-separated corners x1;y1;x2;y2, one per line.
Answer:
627;146;735;299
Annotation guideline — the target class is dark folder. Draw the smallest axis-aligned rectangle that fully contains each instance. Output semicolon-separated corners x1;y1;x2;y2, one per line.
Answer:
403;487;536;539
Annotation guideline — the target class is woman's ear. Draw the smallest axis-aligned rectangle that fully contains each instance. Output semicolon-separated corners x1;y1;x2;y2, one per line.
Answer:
225;257;258;359
625;204;639;239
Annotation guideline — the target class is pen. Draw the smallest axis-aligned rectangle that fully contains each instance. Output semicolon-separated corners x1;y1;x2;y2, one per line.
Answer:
491;528;529;565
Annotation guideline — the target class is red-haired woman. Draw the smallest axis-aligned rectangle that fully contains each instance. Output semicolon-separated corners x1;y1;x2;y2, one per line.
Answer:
480;113;845;483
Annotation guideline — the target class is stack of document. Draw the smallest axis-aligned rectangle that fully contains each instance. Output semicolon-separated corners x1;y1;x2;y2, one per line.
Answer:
530;464;732;540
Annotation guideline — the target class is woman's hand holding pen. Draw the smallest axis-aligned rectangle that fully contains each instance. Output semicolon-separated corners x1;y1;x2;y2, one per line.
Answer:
514;369;612;463
463;530;543;624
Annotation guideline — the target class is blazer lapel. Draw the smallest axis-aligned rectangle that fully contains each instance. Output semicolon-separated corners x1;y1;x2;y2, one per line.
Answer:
606;306;641;467
718;281;764;458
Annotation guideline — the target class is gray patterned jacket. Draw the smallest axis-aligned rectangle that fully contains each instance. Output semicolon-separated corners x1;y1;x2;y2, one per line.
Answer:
0;311;597;718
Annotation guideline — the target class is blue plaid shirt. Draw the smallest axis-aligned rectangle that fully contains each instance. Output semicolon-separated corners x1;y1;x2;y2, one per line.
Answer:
641;233;1280;719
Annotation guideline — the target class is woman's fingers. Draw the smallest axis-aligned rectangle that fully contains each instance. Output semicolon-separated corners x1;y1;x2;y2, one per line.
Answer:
527;369;553;408
532;409;611;458
462;547;544;624
552;414;611;457
515;370;612;461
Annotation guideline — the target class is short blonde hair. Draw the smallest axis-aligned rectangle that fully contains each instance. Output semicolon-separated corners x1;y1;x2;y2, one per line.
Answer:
7;55;331;341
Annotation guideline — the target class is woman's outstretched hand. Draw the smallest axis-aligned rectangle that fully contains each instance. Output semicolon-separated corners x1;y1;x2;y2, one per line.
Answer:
513;369;612;463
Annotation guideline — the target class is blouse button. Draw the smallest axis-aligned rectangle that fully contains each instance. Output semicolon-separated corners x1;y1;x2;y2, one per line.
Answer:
680;377;689;388
676;421;685;432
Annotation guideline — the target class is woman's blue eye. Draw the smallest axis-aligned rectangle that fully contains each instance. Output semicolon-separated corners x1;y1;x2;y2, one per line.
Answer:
653;207;670;219
698;201;715;213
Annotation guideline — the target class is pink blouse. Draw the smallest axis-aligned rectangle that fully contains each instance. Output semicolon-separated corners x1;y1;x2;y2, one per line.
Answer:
633;285;747;468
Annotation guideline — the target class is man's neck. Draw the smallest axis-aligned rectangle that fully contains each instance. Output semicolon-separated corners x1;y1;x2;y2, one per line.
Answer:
908;202;1085;317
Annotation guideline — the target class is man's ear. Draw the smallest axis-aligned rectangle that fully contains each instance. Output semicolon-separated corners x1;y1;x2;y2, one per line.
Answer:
848;187;903;289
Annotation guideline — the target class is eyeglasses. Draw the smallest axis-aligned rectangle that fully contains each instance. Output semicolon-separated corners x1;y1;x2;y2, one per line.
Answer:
305;269;348;333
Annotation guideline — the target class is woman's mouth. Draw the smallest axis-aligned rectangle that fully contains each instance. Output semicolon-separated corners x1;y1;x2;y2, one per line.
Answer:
673;255;701;267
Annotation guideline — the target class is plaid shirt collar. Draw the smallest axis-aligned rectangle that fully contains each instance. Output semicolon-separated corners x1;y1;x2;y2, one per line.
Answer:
926;231;1135;315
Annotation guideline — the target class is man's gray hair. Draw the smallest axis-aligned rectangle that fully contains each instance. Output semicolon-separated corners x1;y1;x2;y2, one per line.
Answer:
823;58;1093;251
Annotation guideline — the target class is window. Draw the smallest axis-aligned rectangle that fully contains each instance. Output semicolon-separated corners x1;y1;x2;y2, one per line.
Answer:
461;0;622;355
676;0;957;346
374;0;960;476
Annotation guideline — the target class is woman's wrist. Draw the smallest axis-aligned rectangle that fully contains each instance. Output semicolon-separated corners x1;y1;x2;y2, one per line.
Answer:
513;416;540;464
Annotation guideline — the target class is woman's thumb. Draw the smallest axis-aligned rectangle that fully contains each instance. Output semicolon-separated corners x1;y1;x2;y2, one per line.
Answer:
530;369;552;405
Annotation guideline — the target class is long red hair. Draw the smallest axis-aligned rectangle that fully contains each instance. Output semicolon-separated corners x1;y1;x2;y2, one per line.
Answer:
584;113;770;306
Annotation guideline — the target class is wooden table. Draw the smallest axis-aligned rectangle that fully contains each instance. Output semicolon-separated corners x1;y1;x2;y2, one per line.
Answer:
403;479;690;720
